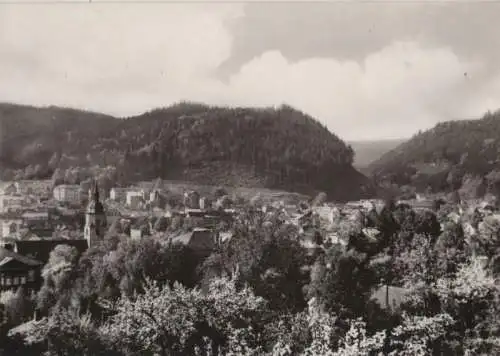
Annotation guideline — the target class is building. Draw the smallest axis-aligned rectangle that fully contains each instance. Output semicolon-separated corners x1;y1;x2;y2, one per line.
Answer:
170;228;215;256
199;197;211;211
110;187;128;202
0;213;23;239
130;228;147;240
126;191;144;208
53;185;81;204
80;185;106;202
84;181;107;248
0;182;17;196
0;195;27;213
20;211;53;238
313;206;336;225
0;303;6;326
14;239;89;265
22;212;49;223
149;189;161;203
185;208;205;218
1;221;21;239
15;180;52;197
184;191;200;209
22;212;51;229
0;244;43;292
397;199;435;211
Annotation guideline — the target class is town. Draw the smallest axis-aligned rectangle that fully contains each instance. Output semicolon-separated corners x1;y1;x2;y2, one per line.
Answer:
0;178;354;295
1;174;500;354
0;176;441;295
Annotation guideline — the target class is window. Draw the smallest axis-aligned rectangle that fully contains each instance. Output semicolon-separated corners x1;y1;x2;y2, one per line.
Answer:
6;277;12;286
0;276;5;286
13;276;19;285
28;270;35;282
20;276;26;285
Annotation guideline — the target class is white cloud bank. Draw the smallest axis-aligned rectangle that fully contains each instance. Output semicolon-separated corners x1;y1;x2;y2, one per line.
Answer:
1;3;499;140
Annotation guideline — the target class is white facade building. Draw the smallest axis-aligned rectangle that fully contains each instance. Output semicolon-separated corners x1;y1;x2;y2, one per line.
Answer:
110;188;128;202
53;185;81;204
126;191;144;208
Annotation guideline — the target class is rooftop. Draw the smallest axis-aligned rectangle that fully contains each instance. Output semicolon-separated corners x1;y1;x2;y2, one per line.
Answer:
0;246;43;268
15;239;88;264
171;228;214;251
22;212;50;219
54;184;80;189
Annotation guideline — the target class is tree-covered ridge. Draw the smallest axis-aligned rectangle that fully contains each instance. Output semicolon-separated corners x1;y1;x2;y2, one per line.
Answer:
0;102;372;201
368;110;500;194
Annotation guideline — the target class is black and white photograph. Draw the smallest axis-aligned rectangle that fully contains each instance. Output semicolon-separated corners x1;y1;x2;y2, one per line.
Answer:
1;0;500;354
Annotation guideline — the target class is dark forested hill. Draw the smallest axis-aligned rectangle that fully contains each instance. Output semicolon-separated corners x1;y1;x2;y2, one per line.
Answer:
0;102;375;201
368;110;500;197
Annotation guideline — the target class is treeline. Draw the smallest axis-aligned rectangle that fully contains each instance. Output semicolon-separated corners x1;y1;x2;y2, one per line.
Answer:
369;109;500;195
0;102;371;201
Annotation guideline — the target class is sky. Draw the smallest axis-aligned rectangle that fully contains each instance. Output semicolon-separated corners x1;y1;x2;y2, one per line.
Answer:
1;0;500;141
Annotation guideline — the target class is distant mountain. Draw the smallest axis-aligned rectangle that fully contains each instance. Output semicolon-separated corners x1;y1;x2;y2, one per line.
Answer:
368;110;500;197
0;102;376;202
349;139;406;169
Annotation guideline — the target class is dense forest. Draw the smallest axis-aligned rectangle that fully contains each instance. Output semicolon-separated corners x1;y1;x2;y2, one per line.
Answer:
368;110;500;198
0;102;374;202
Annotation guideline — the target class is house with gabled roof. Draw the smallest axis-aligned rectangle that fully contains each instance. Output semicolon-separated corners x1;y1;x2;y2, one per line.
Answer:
0;245;43;292
13;239;88;265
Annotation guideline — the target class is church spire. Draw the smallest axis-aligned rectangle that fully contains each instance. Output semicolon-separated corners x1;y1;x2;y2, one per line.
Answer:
85;177;106;248
86;179;104;215
88;179;100;203
93;179;100;202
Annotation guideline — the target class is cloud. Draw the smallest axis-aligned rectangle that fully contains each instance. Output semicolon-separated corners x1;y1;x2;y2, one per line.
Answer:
0;3;499;140
0;3;244;112
222;41;495;140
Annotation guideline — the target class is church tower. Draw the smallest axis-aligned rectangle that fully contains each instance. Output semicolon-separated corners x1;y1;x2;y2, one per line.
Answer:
84;180;106;248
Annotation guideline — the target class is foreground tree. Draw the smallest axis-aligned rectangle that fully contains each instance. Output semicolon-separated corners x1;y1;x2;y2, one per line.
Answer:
37;245;80;313
434;257;500;354
100;276;268;355
8;307;120;356
0;288;32;326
